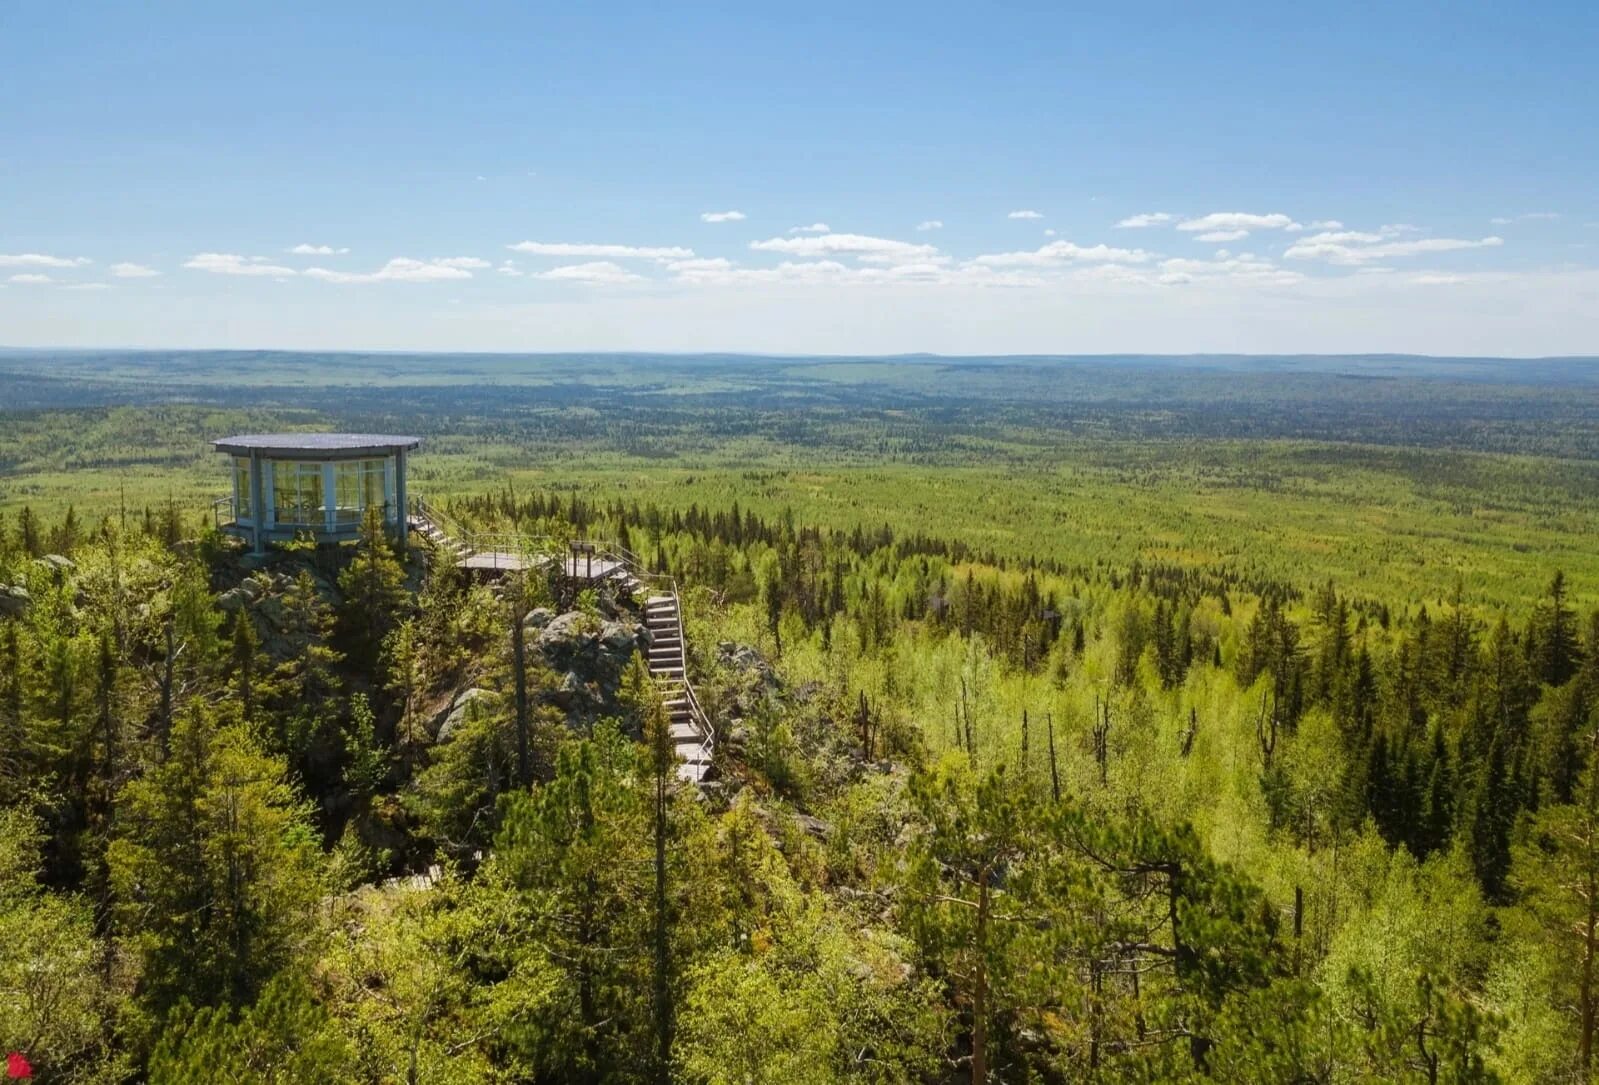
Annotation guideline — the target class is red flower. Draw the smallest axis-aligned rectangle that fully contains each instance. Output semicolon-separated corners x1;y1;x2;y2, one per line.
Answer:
4;1052;31;1080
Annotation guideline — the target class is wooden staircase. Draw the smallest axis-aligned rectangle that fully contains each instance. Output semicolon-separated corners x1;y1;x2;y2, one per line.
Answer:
644;592;713;784
409;497;714;786
409;502;475;564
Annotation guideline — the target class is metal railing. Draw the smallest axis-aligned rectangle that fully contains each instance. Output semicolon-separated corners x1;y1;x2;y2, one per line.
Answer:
414;496;715;774
408;494;716;775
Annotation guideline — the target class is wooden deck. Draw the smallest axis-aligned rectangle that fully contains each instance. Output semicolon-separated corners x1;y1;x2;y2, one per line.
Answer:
459;551;534;572
408;502;714;784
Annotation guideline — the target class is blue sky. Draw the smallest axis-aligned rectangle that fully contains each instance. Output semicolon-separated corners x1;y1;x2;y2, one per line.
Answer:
2;2;1596;355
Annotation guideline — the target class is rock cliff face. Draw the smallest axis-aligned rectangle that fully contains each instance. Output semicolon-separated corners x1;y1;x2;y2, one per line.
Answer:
215;568;341;663
531;608;653;729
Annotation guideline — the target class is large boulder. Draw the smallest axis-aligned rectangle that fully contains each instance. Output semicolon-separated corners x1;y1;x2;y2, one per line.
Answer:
534;609;652;728
716;641;784;715
0;585;30;618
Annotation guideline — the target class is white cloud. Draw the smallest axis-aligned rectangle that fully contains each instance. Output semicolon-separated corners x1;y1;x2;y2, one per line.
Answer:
663;256;1049;290
1177;212;1300;233
1490;211;1559;224
110;262;161;278
1284;234;1504;265
1307;220;1344;230
788;223;831;234
1043;228;1057;237
289;243;350;256
915;220;943;232
971;240;1152;267
507;241;694;261
1298;230;1390;244
1194;230;1249;243
8;273;54;284
303;257;478;284
666;257;735;274
1155;254;1303;286
749;232;941;265
63;282;111;291
1116;212;1175;228
1007;209;1043;220
1412;273;1467;285
701;210;746;223
535;261;643;285
497;262;525;277
184;252;298;277
0;253;91;268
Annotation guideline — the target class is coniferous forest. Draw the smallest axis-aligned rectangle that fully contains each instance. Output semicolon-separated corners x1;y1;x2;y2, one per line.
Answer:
5;352;1599;1082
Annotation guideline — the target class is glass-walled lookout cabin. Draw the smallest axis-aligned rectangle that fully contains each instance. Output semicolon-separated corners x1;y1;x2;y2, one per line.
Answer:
213;433;419;554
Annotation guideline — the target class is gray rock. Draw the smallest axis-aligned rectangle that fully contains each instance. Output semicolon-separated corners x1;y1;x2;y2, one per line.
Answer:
257;596;290;632
216;587;249;612
600;620;639;654
436;687;498;742
37;554;75;574
0;585;30;617
538;610;597;647
524;606;555;629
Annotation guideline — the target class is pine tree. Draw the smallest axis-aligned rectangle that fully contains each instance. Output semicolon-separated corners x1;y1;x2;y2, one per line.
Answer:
108;701;325;1014
1467;736;1514;902
1532;571;1581;687
337;503;409;678
0;620;26;789
492;728;654;1081
49;505;82;555
230;612;258;725
17;505;42;558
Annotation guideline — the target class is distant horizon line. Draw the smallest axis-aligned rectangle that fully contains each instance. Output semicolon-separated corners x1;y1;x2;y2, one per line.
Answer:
3;345;1598;363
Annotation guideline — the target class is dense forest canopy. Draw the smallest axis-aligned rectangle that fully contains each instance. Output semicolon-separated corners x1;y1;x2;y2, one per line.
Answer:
4;351;1599;1082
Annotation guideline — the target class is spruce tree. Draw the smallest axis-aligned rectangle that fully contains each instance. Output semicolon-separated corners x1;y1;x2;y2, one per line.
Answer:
337;503;408;679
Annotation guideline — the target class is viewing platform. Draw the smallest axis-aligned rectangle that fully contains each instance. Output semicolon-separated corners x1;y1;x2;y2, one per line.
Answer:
212;432;420;555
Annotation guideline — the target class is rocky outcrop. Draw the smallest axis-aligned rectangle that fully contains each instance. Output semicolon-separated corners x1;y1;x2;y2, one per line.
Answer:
0;584;30;617
212;567;341;662
716;640;785;718
533;610;652;724
36;554;75;574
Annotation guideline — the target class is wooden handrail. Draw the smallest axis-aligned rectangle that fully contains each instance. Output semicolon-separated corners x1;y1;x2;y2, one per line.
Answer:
410;495;715;778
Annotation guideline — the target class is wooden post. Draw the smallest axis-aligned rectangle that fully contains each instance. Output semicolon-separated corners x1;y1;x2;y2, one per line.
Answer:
249;451;265;555
1046;711;1060;803
394;448;409;554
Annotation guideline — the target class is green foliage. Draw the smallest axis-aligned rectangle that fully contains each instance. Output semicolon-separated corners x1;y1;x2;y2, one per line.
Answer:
147;974;351;1085
109;703;326;1019
0;808;124;1083
10;359;1599;1080
336;502;410;678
